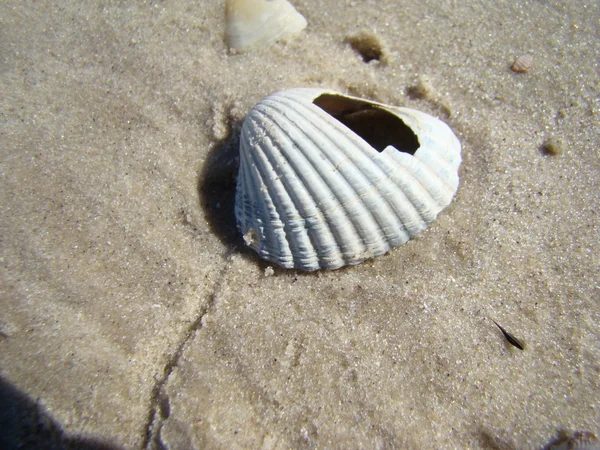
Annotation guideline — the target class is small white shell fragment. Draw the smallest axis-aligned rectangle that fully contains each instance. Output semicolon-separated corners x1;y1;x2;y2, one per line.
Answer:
234;88;462;271
511;54;534;73
225;0;307;52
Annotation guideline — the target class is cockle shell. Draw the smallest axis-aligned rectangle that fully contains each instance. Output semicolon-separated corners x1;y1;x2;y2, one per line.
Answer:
225;0;307;52
234;88;462;271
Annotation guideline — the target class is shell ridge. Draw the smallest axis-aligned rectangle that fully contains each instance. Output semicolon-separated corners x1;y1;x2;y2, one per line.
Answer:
236;134;260;233
254;101;386;264
392;106;462;184
386;164;440;225
266;97;400;211
243;114;326;268
265;96;422;247
248;109;347;269
261;91;460;255
381;150;457;212
412;138;461;202
237;123;297;266
271;91;395;179
415;145;459;189
369;107;461;224
259;111;357;269
260;97;401;258
235;88;462;270
275;94;439;228
373;156;438;233
256;103;381;268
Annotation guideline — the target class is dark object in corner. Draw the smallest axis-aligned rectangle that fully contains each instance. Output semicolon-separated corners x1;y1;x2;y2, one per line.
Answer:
492;319;525;350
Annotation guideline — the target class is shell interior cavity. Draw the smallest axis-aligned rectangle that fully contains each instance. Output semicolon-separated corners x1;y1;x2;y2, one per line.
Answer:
225;0;307;52
234;88;462;271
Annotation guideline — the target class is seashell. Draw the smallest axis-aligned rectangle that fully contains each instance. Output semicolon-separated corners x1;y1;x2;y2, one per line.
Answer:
234;88;462;271
511;54;534;73
225;0;307;52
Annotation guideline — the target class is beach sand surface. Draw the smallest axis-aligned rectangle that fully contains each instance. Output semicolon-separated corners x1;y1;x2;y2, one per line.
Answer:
1;1;599;448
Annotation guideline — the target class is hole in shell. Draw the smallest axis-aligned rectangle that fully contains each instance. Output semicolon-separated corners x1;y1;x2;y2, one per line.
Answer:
313;94;420;155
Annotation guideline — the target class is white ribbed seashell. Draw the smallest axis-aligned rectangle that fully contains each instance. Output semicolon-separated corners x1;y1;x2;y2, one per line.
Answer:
225;0;307;52
234;88;462;271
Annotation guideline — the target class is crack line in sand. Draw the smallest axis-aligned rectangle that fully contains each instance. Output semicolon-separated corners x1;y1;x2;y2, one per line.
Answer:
141;254;235;449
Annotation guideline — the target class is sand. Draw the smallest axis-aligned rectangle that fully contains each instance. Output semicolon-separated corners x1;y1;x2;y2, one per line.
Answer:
1;1;599;448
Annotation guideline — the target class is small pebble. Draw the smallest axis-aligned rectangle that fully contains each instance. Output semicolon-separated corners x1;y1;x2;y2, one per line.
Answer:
541;138;562;156
511;54;534;73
